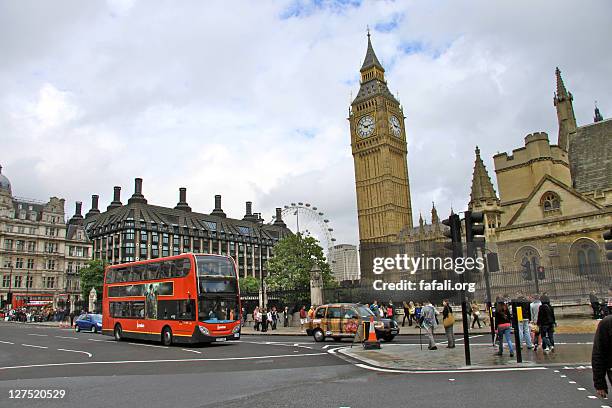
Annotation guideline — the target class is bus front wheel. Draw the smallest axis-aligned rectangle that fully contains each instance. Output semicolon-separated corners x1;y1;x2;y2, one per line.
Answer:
161;327;173;346
114;324;123;341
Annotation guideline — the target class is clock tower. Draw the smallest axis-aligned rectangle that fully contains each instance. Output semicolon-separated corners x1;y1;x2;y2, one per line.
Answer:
349;33;413;244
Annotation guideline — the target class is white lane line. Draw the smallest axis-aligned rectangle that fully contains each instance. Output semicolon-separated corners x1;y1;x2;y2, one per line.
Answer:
128;343;168;349
22;344;48;349
55;336;79;340
577;387;586;391
587;396;597;399
27;334;48;337
568;381;576;384
0;340;15;345
0;352;327;371
353;363;548;374
57;348;92;358
88;339;115;343
181;349;202;354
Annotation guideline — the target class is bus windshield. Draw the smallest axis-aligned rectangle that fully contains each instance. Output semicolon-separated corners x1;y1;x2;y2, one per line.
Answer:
196;256;238;323
195;256;236;277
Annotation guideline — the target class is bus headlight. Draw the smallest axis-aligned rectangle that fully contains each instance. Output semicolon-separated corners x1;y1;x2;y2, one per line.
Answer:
232;325;240;334
198;326;209;335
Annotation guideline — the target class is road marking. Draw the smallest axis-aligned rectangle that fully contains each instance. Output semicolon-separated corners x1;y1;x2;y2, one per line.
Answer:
0;352;327;371
577;387;586;391
181;349;202;354
27;334;48;337
88;339;115;343
22;344;48;349
56;336;79;340
587;396;597;399
0;340;15;345
353;363;548;374
128;343;168;349
569;381;576;384
57;348;92;358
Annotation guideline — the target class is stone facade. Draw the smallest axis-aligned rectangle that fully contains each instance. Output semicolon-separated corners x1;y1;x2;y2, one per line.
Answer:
0;166;91;310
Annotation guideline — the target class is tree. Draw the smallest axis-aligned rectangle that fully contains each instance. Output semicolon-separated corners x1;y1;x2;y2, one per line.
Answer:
79;259;105;301
239;276;260;293
265;233;336;291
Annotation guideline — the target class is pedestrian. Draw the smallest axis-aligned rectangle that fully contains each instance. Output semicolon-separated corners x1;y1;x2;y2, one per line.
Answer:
516;292;534;350
592;315;612;399
402;301;410;327
283;306;289;327
590;291;601;320
414;303;423;328
69;310;75;327
494;301;515;357
442;299;455;348
471;301;483;328
530;294;542;351
307;305;315;323
387;301;395;321
299;306;307;331
271;306;278;330
267;308;273;330
537;295;556;354
253;306;261;331
261;308;268;332
421;300;438;350
370;300;379;316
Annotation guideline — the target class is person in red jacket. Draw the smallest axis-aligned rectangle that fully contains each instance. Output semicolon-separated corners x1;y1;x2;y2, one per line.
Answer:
592;315;612;399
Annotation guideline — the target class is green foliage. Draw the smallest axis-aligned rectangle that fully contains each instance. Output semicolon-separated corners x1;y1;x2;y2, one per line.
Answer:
239;276;261;293
265;233;336;291
79;259;106;300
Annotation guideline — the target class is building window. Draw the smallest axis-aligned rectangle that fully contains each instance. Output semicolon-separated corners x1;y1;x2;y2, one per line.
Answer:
140;230;148;242
2;275;10;287
541;192;561;212
27;258;34;269
15;258;24;269
571;239;601;275
47;260;56;270
4;239;13;250
14;275;22;288
516;246;540;279
67;261;73;273
15;240;24;251
3;259;12;268
27;241;36;252
25;275;33;288
45;277;55;288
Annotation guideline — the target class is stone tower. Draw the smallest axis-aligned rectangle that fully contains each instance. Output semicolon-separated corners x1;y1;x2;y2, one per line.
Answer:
469;146;501;239
349;32;413;243
554;67;577;151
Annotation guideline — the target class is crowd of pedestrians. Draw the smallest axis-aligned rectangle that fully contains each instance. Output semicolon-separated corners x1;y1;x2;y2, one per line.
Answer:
2;306;74;323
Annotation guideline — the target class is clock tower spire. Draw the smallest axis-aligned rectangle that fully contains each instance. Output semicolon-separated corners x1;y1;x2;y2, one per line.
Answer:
349;32;414;245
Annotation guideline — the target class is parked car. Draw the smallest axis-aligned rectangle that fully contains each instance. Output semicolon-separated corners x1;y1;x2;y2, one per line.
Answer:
75;313;102;333
306;303;399;342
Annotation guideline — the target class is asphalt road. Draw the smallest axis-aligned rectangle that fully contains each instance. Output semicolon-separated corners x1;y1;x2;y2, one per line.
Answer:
0;322;607;408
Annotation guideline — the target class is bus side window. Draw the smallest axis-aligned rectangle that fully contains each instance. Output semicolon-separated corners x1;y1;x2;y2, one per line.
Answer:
147;263;160;280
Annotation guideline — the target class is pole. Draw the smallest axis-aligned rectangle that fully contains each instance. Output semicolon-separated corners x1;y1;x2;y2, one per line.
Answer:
460;278;471;366
511;301;523;363
483;251;495;344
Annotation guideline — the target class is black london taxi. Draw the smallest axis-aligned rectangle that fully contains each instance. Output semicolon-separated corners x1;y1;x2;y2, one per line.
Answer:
306;303;399;342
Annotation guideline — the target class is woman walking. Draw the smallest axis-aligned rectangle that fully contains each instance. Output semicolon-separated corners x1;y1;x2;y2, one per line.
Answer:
253;306;261;331
471;301;483;328
494;302;515;357
442;299;455;348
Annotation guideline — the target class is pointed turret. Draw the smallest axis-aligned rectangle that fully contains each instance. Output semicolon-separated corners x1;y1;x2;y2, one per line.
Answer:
360;30;384;72
553;67;577;151
431;202;439;225
594;102;604;122
470;146;498;207
352;31;398;105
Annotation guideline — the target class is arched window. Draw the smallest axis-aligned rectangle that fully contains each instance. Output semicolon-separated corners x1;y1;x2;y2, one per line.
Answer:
571;239;601;275
516;246;540;277
541;192;561;212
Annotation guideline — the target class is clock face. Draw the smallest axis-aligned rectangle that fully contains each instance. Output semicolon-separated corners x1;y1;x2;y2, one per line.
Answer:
357;115;375;138
389;115;401;137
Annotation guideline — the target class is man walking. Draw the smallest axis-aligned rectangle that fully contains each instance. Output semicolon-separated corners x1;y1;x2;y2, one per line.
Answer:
537;295;556;353
530;294;542;351
421;300;439;350
516;292;534;350
592;315;611;399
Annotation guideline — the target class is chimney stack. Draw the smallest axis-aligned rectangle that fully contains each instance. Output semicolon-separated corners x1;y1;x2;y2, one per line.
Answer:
107;186;123;210
75;201;82;216
174;187;192;212
128;177;147;204
210;194;226;218
86;194;100;218
68;201;84;225
243;201;257;221
273;207;287;227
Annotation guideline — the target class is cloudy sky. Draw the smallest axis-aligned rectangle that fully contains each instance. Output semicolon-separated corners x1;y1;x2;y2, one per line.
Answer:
1;0;611;247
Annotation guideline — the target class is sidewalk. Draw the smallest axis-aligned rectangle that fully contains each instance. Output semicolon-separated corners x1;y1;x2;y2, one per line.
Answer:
240;317;599;336
337;342;594;371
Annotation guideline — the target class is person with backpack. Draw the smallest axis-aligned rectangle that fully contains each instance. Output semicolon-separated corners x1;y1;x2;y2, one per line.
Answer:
442;299;455;348
537;295;556;354
495;301;515;357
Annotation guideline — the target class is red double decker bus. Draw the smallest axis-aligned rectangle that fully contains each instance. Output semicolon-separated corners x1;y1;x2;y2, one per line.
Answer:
102;253;241;345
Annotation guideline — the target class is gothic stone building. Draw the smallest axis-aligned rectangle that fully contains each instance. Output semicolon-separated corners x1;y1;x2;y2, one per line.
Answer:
469;69;611;296
0;165;91;310
83;178;291;280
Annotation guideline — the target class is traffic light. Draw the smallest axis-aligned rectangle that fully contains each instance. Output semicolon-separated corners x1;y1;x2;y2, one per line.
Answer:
465;210;485;259
604;228;612;261
442;213;463;259
537;266;545;280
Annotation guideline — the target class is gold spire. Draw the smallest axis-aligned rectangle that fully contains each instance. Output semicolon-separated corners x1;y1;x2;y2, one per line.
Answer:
470;146;497;205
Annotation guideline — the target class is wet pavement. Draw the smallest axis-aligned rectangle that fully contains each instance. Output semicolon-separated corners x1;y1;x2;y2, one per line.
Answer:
338;341;594;370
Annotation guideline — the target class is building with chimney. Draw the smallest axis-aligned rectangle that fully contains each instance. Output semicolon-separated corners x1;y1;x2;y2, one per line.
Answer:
0;165;91;310
83;178;291;279
469;68;611;285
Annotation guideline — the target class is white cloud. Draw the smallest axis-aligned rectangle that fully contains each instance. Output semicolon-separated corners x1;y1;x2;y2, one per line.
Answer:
0;0;610;248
